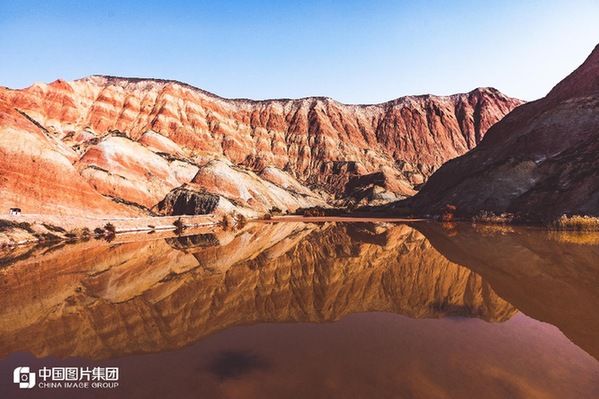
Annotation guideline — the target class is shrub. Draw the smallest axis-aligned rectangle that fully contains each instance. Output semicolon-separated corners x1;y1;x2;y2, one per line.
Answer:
263;213;272;220
65;231;78;239
440;204;457;222
270;206;283;215
219;214;233;229
93;227;105;237
104;223;116;234
235;213;247;227
173;218;186;235
34;232;60;243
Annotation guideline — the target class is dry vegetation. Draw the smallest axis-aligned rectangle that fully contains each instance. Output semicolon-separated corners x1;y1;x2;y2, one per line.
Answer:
472;211;515;225
1;219;96;248
302;207;326;217
173;218;186;235
235;213;247;227
269;207;283;215
104;222;116;234
550;215;599;231
440;204;457;222
547;230;599;245
219;214;234;229
472;224;516;235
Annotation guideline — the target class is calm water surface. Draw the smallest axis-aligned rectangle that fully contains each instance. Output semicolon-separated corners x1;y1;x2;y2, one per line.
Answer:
0;221;598;398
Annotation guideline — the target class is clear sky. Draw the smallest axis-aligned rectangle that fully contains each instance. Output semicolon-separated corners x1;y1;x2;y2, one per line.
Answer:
1;0;598;103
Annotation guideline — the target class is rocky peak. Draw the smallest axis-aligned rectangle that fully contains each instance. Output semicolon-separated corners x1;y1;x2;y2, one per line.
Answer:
547;44;599;101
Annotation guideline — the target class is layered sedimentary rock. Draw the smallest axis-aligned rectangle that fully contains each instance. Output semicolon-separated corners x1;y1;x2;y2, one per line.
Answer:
0;108;136;216
0;76;521;215
0;223;515;359
409;44;599;220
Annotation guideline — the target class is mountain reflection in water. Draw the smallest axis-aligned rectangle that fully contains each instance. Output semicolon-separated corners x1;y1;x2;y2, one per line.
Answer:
0;222;515;359
0;221;598;398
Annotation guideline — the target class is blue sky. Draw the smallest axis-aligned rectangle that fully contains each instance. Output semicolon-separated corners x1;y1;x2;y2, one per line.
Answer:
1;0;598;103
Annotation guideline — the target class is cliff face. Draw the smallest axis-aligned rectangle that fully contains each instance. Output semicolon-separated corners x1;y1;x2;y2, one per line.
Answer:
0;76;521;215
0;223;515;359
410;44;599;220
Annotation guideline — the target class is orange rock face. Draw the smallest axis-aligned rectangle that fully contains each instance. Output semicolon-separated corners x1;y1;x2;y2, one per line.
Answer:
410;43;599;220
0;76;521;215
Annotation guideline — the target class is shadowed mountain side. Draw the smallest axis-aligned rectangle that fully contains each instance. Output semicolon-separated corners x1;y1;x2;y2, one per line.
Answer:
407;44;599;220
0;223;514;360
413;222;599;360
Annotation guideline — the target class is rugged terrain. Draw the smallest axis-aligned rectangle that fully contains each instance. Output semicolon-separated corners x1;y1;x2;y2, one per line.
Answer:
0;76;521;217
406;43;599;221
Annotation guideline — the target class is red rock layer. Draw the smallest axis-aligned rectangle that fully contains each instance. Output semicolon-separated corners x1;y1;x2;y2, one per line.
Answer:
0;107;135;216
0;76;521;215
409;43;599;220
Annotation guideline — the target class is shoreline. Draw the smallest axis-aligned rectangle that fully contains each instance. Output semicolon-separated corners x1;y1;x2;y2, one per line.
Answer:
263;215;429;223
0;214;218;248
3;212;599;250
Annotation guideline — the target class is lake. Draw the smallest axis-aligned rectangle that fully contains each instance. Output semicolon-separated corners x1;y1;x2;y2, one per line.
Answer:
0;221;598;398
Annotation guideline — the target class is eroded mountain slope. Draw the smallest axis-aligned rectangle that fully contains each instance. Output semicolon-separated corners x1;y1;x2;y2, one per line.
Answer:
0;77;521;215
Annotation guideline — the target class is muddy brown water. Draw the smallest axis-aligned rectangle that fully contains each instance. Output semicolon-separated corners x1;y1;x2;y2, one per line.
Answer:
0;221;598;398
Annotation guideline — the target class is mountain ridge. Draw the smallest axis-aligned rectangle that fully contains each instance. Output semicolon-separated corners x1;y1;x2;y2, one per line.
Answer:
0;75;522;216
80;74;508;106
